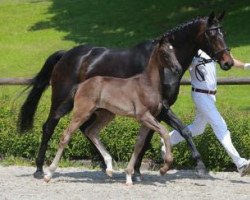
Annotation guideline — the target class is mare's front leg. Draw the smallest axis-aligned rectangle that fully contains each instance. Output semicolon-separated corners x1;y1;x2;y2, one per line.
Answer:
159;104;207;176
133;105;207;179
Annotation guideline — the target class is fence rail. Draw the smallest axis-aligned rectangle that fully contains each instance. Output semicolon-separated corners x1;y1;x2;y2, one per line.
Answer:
0;77;250;86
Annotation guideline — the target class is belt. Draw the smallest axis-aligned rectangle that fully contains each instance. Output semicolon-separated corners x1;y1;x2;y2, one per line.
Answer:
192;87;217;95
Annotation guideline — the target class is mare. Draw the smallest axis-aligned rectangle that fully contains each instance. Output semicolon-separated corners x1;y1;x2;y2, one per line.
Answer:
43;35;178;185
18;12;234;179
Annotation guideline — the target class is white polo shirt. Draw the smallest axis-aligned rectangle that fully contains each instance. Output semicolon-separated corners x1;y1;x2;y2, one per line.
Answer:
189;50;217;91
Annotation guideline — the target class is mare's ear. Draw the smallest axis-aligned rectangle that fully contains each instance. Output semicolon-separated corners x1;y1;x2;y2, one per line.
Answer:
217;11;226;21
208;11;215;25
168;34;175;43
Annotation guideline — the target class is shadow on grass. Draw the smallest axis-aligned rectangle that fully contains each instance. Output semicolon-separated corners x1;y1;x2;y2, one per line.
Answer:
29;0;250;47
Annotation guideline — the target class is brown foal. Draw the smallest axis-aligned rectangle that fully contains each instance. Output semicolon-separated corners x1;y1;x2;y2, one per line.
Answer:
44;35;180;185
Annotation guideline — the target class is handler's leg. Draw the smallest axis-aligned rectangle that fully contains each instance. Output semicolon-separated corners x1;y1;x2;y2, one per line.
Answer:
169;109;207;145
193;93;250;176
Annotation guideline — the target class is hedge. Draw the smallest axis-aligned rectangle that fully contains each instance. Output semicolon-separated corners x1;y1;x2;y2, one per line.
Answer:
0;102;249;171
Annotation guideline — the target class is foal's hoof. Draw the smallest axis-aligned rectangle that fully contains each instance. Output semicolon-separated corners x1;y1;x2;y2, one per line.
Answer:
125;181;133;186
43;175;51;183
33;170;44;179
106;170;113;177
159;167;168;176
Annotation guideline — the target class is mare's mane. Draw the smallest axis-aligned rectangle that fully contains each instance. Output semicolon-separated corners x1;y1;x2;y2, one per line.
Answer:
165;17;207;37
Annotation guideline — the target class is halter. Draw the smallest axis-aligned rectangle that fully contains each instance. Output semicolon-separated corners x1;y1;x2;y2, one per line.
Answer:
194;56;213;82
205;26;230;61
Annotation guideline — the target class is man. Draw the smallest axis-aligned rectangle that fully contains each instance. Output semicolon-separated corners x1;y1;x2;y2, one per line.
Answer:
165;50;250;176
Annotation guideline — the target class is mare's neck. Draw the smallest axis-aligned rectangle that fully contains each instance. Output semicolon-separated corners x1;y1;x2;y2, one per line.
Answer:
172;19;206;78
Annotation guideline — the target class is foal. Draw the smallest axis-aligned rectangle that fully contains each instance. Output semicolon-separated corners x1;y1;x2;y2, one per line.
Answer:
44;35;179;185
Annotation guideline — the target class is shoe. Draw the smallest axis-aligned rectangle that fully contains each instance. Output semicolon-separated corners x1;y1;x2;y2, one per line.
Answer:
238;160;250;177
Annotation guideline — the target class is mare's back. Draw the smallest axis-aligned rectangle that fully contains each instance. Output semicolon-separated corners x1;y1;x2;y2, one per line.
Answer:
85;40;154;79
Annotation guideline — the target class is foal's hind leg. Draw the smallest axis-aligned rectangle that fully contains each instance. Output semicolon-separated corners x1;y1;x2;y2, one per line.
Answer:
83;110;115;177
44;100;96;182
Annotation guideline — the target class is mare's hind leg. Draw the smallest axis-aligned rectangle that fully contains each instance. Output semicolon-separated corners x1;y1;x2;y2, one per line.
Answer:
44;99;96;182
34;86;73;179
125;112;173;185
34;115;59;179
83;109;115;177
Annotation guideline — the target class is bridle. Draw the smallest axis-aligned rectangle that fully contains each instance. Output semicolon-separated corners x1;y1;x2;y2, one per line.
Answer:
205;26;230;61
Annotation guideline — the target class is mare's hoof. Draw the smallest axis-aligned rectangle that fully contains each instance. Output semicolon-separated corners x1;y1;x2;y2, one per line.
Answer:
132;173;143;182
106;170;113;177
33;170;44;179
195;166;208;178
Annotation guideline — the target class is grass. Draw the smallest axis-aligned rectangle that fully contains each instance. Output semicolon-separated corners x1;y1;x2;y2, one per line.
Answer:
0;0;249;167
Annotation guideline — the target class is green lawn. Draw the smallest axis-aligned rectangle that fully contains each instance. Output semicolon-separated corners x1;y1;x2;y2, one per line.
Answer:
0;0;249;120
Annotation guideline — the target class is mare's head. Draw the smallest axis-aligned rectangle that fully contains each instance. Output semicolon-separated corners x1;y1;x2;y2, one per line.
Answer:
154;35;181;74
199;11;234;70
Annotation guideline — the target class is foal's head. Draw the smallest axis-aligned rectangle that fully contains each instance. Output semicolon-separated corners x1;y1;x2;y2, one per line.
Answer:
154;35;181;74
201;11;234;70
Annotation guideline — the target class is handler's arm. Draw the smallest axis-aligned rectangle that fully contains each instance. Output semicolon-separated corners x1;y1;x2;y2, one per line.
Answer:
232;58;250;69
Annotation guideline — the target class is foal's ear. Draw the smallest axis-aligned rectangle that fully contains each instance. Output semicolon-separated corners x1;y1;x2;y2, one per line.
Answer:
159;35;167;46
217;11;226;21
208;11;215;25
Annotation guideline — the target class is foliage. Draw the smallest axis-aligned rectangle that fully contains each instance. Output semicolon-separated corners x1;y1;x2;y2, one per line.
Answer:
0;97;249;171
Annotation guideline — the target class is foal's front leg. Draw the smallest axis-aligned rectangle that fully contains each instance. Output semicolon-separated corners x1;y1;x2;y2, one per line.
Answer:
125;126;150;185
125;112;173;185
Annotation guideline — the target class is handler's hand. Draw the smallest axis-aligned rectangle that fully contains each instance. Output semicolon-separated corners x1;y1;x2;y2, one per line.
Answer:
244;63;250;69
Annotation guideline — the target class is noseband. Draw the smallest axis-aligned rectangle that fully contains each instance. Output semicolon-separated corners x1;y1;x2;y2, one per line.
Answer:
205;26;230;61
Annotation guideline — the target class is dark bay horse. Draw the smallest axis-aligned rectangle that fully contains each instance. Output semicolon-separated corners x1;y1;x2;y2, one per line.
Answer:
44;36;178;185
18;12;234;179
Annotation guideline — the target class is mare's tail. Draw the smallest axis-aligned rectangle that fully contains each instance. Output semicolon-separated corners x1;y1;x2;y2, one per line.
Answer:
17;50;66;133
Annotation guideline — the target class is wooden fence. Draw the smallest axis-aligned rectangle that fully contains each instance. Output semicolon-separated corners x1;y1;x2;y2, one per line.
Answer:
0;77;250;86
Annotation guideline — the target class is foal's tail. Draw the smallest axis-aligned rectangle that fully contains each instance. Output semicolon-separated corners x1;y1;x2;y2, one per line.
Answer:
17;50;66;133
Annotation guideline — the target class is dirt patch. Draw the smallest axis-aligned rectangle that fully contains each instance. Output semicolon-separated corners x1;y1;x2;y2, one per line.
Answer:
0;166;249;200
